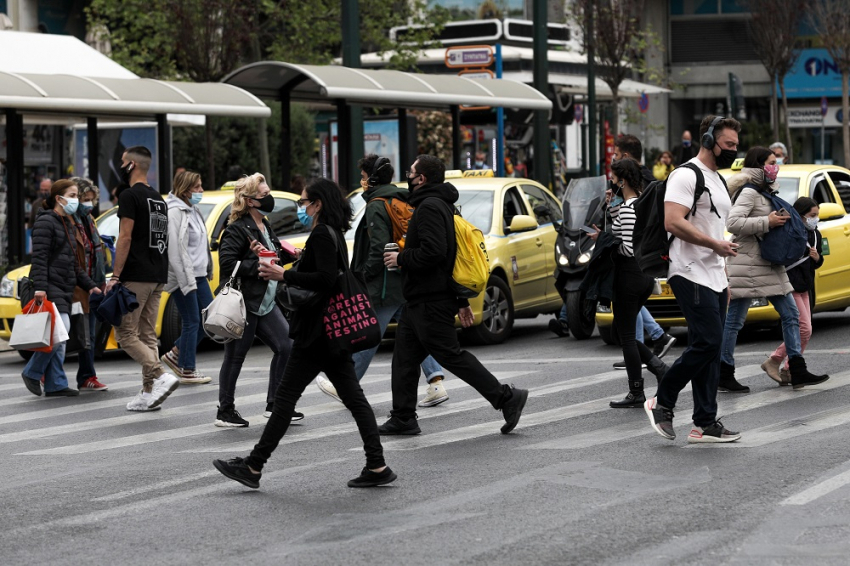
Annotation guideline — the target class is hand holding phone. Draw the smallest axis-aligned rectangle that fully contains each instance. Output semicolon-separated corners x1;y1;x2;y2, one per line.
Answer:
580;225;597;234
777;208;789;217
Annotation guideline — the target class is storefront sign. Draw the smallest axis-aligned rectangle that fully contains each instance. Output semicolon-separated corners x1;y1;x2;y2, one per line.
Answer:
445;46;494;68
783;48;848;99
786;106;842;128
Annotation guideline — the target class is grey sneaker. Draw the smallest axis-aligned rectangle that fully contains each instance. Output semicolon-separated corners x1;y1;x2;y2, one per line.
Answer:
652;333;677;359
644;397;675;440
687;420;741;443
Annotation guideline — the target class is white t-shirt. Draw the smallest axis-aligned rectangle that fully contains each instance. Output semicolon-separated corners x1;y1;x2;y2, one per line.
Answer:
664;157;732;293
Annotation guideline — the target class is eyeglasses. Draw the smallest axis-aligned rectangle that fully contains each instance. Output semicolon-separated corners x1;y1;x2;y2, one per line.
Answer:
296;199;314;207
406;170;419;177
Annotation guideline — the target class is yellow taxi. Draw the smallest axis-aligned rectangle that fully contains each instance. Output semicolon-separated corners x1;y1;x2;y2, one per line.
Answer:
595;162;850;344
0;186;305;358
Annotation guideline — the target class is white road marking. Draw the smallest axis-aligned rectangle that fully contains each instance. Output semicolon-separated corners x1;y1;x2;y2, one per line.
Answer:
781;465;850;506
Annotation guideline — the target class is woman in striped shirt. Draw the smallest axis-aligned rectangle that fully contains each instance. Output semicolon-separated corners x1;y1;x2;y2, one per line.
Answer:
593;158;670;408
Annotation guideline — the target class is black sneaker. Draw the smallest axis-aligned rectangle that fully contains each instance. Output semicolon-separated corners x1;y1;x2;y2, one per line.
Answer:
215;406;249;428
644;397;675;440
213;457;261;489
687;420;741;444
22;375;42;397
613;361;646;370
45;387;80;397
652;333;677;359
378;415;421;435
548;319;569;338
347;466;398;488
500;385;529;434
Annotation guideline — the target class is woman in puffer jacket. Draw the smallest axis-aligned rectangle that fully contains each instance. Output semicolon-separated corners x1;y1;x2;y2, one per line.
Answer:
720;147;828;392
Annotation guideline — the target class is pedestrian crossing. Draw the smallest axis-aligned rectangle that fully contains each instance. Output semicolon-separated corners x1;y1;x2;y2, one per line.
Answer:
2;356;850;461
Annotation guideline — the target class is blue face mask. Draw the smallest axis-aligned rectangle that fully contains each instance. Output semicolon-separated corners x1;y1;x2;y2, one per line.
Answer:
189;192;203;205
61;197;79;216
297;205;313;228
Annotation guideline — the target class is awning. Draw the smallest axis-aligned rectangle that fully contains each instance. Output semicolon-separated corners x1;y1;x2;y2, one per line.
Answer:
503;71;672;99
223;61;552;110
0;71;271;118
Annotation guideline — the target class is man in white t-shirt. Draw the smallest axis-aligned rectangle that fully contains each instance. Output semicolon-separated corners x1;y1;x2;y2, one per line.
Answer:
644;115;743;444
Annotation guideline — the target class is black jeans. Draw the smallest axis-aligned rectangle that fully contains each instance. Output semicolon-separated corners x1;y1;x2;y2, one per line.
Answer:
612;255;656;386
218;304;292;409
657;276;728;427
391;300;510;421
245;339;386;471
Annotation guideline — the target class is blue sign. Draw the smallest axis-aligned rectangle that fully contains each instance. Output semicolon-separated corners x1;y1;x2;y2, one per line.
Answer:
783;48;847;99
638;92;649;113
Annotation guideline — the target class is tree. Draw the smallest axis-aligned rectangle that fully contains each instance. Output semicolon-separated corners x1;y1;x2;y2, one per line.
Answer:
747;0;804;162
809;0;850;167
571;0;646;136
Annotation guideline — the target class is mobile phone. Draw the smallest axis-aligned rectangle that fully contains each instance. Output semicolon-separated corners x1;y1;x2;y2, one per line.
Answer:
580;225;597;234
279;240;297;256
777;208;789;217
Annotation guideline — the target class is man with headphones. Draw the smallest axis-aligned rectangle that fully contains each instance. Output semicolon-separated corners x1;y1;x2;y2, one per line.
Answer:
315;154;450;408
644;115;744;444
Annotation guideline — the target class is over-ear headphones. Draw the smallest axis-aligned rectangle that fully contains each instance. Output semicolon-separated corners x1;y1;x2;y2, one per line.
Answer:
368;157;391;186
701;116;725;150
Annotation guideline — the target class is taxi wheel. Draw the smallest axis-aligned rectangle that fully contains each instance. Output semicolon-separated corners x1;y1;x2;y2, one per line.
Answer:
159;297;181;355
17;349;33;361
465;276;514;345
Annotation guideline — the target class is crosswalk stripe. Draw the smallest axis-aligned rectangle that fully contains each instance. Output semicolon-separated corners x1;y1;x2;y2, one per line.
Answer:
781;463;850;506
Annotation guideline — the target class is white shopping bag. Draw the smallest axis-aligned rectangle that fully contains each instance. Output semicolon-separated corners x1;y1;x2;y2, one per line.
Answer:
9;304;52;351
52;303;69;344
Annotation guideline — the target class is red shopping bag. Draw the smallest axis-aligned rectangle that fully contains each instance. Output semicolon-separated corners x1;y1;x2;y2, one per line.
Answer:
18;299;56;353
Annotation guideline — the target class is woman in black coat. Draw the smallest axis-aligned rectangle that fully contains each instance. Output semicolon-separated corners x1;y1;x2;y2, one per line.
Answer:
22;180;100;397
215;173;296;428
214;178;396;490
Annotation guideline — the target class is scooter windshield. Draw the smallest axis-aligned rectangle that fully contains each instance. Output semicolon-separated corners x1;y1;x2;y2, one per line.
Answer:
561;175;607;231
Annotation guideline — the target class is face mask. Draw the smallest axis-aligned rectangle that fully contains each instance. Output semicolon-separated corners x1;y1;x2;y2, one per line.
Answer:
775;157;785;165
360;179;369;190
119;162;133;185
60;197;79;216
297;205;313;228
39;191;50;200
714;145;737;169
682;140;691;148
252;194;275;213
805;216;818;231
763;163;780;184
189;192;203;205
406;173;421;192
475;161;484;167
79;201;94;215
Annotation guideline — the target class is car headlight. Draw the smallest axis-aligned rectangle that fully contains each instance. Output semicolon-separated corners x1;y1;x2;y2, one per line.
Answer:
0;276;14;298
558;253;569;266
750;297;769;307
578;252;592;264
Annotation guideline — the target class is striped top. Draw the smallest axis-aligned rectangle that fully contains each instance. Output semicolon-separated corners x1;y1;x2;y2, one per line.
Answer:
610;197;638;257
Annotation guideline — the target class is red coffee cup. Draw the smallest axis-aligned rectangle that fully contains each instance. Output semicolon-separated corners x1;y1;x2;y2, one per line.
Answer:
258;250;278;267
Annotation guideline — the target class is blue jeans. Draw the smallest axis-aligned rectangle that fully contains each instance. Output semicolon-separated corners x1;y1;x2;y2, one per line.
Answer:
352;304;443;382
558;303;568;323
636;306;664;344
76;310;98;385
23;312;71;393
172;277;214;370
721;294;801;366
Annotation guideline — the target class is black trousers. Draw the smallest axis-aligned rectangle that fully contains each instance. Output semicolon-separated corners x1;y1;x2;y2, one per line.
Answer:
612;255;656;386
245;339;386;471
391;300;510;421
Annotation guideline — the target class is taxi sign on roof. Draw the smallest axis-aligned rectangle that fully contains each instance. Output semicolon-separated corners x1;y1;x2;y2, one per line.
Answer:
462;169;495;177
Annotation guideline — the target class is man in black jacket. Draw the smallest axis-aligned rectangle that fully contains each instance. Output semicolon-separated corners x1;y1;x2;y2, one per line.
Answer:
379;155;528;435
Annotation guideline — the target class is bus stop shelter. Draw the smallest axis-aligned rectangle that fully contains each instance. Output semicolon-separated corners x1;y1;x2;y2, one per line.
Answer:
223;61;553;189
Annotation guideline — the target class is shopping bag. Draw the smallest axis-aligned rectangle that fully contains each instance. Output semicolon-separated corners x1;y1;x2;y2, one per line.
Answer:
51;302;69;344
65;302;89;355
9;299;54;352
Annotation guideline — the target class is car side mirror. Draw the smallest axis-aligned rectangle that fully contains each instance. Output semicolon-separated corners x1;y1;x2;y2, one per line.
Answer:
509;214;539;233
818;202;846;221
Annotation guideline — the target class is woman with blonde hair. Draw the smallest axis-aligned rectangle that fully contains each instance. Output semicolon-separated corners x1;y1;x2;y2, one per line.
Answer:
160;170;214;384
215;173;298;427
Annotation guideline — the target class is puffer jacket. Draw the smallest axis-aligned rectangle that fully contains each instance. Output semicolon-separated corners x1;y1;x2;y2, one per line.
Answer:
30;208;97;314
165;194;213;295
726;180;794;299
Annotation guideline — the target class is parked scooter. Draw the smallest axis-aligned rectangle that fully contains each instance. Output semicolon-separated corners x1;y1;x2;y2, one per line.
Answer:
552;176;608;339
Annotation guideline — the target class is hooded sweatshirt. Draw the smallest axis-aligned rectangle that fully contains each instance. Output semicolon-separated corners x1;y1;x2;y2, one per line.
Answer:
165;193;212;295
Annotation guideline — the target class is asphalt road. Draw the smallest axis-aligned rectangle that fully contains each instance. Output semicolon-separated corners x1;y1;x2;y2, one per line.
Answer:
1;310;850;566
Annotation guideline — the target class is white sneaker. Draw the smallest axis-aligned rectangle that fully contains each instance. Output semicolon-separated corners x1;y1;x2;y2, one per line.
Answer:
149;373;180;408
126;390;161;412
316;375;342;404
418;380;449;407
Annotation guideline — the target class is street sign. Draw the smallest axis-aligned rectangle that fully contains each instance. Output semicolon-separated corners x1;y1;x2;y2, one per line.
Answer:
445;45;494;69
821;96;829;117
458;69;495;80
638;92;649;113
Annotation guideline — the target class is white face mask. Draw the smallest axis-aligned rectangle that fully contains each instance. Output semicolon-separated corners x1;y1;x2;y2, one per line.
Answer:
805;216;818;231
775;156;785;165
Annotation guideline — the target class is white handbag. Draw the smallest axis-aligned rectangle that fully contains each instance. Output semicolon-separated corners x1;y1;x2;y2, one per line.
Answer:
202;261;247;343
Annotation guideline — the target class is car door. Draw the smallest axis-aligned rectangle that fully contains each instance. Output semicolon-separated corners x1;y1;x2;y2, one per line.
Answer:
500;185;547;309
519;183;562;302
808;173;850;308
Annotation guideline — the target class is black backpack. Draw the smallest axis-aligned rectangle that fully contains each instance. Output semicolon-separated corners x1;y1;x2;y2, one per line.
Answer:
633;162;725;278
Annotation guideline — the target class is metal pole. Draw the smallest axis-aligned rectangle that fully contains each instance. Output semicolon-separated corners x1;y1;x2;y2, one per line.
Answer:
280;90;292;188
398;108;409;179
532;0;551;188
451;105;462;170
86;117;99;187
587;7;597;176
338;101;352;188
5;109;25;264
156;114;171;194
341;0;364;190
821;114;826;163
496;43;505;177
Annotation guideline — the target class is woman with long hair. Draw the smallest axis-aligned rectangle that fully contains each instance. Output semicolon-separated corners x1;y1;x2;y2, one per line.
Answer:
215;173;297;427
213;178;396;490
160;170;214;384
22;180;101;397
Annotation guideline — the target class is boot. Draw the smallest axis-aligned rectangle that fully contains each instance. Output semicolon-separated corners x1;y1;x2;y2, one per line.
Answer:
610;379;645;408
761;356;783;384
789;356;829;390
778;366;791;386
647;356;669;383
718;362;750;393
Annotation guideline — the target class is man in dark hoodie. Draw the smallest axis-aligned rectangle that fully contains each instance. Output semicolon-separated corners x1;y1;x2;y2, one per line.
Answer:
379;155;529;435
315;154;449;408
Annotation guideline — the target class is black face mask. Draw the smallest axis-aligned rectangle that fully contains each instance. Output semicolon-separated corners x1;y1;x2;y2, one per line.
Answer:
714;145;737;169
253;194;275;213
406;173;421;192
119;162;133;185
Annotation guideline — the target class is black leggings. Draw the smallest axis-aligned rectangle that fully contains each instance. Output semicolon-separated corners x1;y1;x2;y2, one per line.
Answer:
612;254;656;385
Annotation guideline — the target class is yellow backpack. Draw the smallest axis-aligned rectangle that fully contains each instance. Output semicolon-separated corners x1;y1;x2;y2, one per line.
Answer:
449;212;490;298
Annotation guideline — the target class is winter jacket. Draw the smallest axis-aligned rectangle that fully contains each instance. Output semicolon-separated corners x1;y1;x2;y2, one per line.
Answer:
787;228;824;293
351;183;410;307
640;165;656;189
165;194;213;295
30;208;97;315
93;283;139;326
397;182;466;307
726;182;794;299
653;162;674;181
578;230;619;307
72;210;107;313
219;214;291;314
